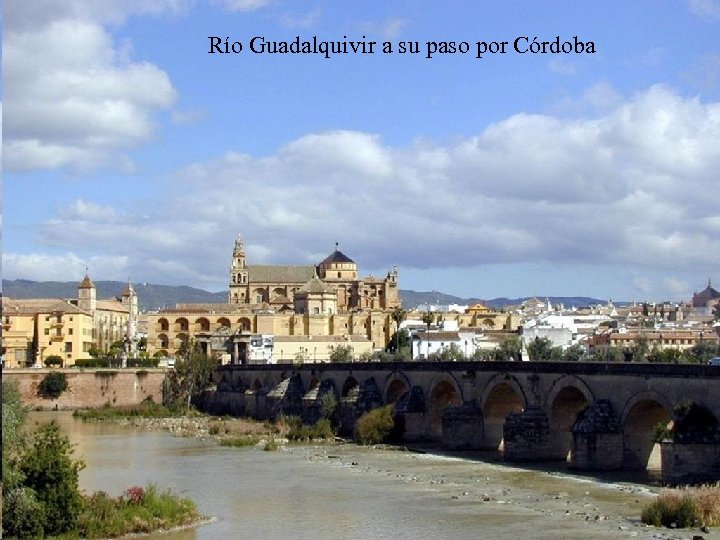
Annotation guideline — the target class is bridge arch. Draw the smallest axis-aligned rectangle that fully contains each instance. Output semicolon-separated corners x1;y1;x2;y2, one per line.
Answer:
621;390;673;472
427;374;463;440
545;375;594;461
480;374;528;451
341;376;359;398
383;371;411;404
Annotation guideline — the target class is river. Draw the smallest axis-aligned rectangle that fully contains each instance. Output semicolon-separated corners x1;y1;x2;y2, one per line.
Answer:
28;412;708;540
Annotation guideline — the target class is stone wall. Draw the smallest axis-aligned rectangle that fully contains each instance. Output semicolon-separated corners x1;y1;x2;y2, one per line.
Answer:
661;442;720;486
2;369;166;410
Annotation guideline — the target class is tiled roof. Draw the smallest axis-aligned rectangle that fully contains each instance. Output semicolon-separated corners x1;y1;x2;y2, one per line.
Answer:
298;276;335;295
414;331;461;342
320;249;355;265
3;298;89;315
248;265;316;283
95;300;129;313
79;275;95;289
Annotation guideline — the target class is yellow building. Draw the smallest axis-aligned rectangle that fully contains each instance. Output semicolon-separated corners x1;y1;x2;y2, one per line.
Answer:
2;274;138;367
2;298;94;368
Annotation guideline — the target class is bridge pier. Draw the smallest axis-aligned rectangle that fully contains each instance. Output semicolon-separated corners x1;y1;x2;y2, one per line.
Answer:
502;406;552;461
442;401;483;450
570;399;623;470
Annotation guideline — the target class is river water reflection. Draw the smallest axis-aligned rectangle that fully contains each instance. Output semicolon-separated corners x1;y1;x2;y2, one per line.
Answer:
30;412;676;540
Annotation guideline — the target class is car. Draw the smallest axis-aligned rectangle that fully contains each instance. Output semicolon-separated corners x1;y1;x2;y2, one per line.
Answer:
708;357;720;366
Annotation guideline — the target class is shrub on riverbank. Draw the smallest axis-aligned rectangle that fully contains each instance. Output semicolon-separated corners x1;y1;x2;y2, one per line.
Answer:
285;416;336;441
75;485;201;538
641;484;720;528
74;399;182;420
355;405;395;445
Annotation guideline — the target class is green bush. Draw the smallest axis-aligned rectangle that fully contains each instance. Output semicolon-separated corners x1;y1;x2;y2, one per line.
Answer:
2;486;47;538
38;371;69;399
44;355;63;367
355;405;396;445
127;357;160;368
20;422;85;536
74;357;110;368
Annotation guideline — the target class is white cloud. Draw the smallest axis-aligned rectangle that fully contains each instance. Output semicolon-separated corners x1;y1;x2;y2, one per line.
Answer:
2;252;130;282
4;0;190;30
358;18;407;39
212;0;272;12
4;86;719;293
548;58;577;75
4;6;177;172
687;0;720;19
280;9;322;29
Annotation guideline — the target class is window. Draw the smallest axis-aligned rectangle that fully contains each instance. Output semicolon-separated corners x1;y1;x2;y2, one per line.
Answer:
44;328;50;335
337;272;341;278
68;328;73;335
65;342;73;352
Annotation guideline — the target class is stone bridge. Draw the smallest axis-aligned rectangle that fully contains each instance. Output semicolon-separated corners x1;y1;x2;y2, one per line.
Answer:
209;361;720;485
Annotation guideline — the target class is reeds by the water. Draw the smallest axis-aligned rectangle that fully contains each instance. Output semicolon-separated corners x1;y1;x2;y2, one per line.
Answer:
641;483;720;528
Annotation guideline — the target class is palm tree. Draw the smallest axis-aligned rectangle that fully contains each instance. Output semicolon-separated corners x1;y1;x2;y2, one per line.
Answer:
421;311;434;359
391;307;407;355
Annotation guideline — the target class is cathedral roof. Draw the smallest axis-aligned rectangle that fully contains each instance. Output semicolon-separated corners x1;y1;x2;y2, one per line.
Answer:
693;279;720;306
298;276;336;295
320;248;355;265
248;265;316;283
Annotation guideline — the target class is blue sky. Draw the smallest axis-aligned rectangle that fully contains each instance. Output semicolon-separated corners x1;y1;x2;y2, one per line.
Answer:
3;0;720;302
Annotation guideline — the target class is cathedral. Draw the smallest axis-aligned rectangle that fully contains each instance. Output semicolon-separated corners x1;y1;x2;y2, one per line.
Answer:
227;234;400;311
146;235;401;363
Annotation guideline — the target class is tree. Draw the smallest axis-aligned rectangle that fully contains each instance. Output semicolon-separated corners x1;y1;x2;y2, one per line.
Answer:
591;346;624;362
328;344;353;362
390;307;407;355
386;328;410;356
421;311;435;359
3;382;27;491
38;372;69;399
20;422;85;536
526;337;562;361
493;335;522;361
563;344;585;362
164;338;217;410
632;335;650;362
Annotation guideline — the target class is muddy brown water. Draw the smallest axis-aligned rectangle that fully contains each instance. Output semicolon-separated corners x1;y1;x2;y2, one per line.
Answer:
28;412;715;540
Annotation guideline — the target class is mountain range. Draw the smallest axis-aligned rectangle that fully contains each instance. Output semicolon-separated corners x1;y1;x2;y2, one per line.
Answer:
1;279;606;312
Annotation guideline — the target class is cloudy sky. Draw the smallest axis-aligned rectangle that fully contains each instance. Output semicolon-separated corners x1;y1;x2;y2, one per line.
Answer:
3;0;720;302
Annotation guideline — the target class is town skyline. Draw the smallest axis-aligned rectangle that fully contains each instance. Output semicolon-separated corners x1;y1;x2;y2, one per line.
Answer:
4;1;720;302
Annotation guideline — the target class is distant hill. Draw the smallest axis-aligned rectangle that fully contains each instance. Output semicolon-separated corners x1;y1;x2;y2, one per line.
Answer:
2;279;607;312
399;289;607;310
2;279;226;311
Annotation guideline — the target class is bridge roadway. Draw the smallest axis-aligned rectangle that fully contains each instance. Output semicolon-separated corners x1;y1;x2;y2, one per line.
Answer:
211;361;720;484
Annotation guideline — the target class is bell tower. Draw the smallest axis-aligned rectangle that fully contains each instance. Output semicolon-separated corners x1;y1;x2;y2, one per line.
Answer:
229;234;249;303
